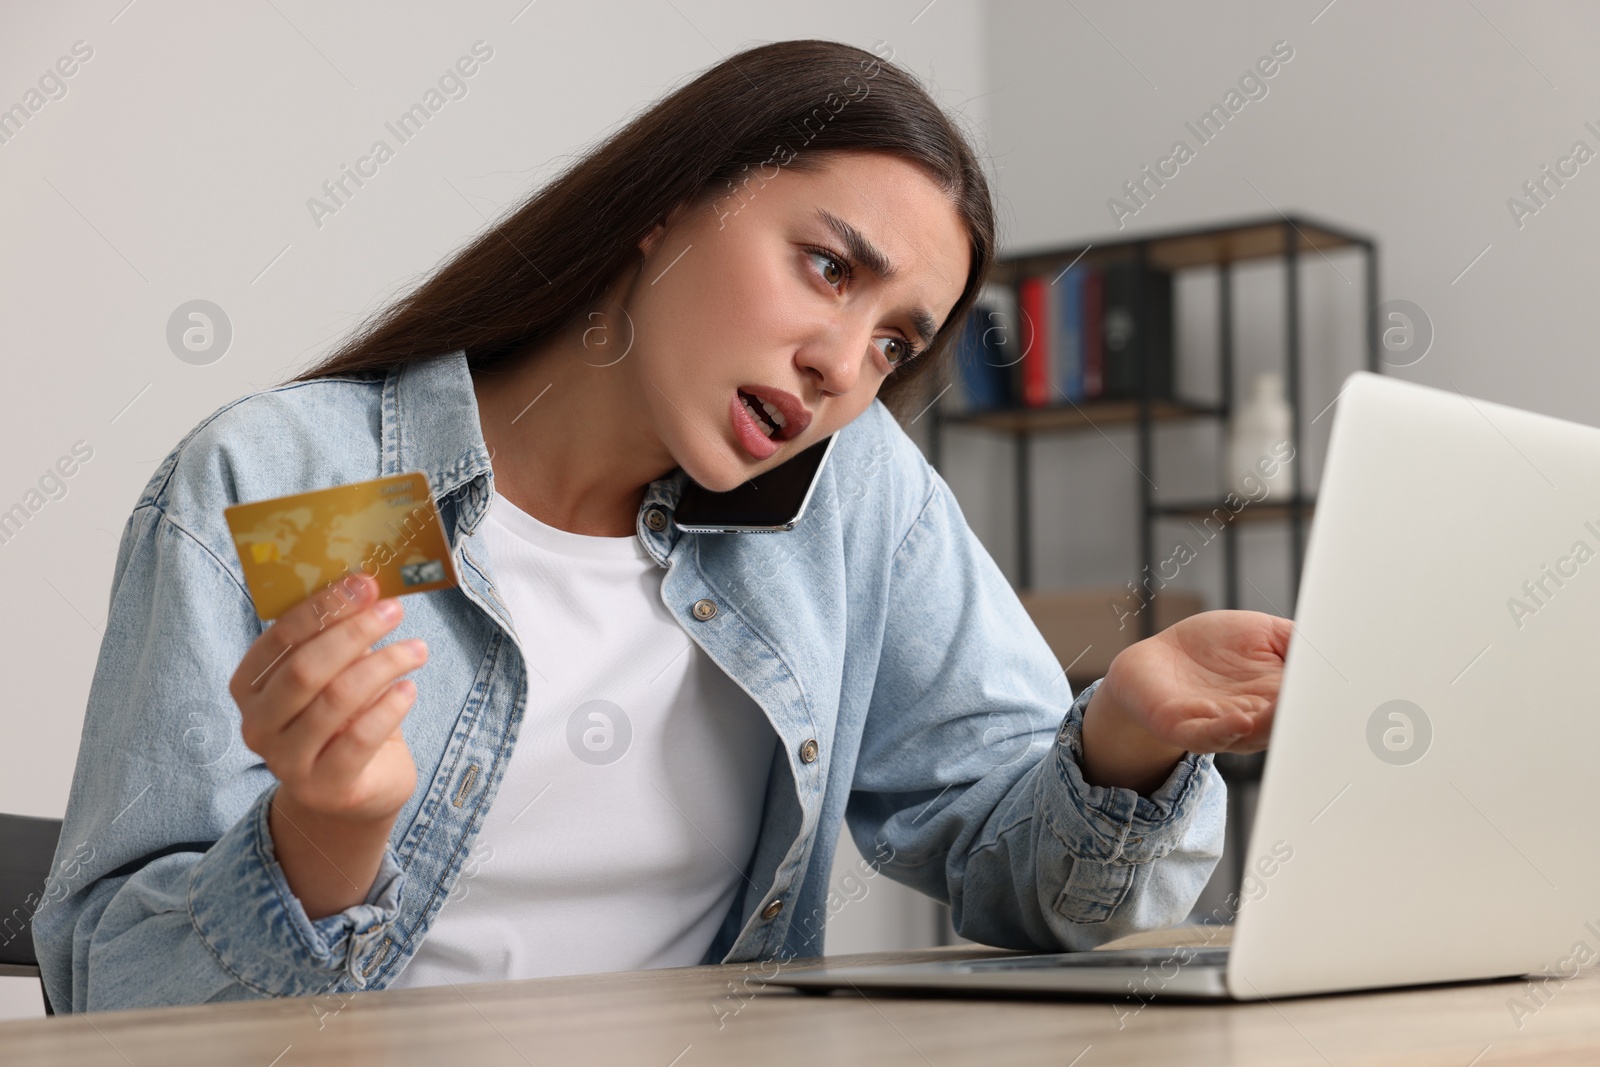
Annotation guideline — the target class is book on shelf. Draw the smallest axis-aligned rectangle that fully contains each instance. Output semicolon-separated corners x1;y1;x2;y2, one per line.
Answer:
948;303;1011;412
1083;267;1104;398
1016;274;1051;407
945;282;1019;414
1099;259;1174;402
1054;262;1088;404
943;261;1175;415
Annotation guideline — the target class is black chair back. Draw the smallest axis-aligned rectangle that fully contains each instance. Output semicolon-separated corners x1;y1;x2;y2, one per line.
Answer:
0;813;63;1015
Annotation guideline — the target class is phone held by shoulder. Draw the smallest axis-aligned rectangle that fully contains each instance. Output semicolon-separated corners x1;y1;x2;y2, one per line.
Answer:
673;433;839;533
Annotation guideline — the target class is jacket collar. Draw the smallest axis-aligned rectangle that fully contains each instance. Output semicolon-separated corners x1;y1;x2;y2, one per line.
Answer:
380;349;690;563
381;350;495;516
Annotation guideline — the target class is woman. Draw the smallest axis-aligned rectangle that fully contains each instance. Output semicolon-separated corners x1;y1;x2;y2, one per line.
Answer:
34;38;1289;1013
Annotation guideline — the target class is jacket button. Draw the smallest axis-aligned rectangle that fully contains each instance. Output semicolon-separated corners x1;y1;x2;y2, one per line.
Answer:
692;598;718;621
644;507;668;532
799;739;819;764
761;899;784;921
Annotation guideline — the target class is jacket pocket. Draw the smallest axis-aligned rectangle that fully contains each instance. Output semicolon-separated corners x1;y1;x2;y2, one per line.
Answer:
1052;857;1135;925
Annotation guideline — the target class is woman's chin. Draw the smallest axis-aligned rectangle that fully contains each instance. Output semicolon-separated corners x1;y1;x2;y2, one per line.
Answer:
673;437;756;492
681;461;751;493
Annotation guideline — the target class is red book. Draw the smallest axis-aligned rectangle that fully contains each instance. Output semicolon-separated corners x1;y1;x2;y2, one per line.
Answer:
1017;275;1050;407
1083;267;1104;399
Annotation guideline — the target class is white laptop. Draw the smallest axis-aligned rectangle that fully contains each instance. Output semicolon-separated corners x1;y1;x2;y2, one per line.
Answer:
778;370;1600;1001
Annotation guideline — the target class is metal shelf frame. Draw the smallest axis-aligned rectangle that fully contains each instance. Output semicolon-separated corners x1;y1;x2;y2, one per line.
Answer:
926;214;1382;905
928;213;1382;634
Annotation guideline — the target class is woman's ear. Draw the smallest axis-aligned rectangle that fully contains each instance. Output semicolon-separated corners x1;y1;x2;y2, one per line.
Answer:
638;221;667;260
638;198;693;260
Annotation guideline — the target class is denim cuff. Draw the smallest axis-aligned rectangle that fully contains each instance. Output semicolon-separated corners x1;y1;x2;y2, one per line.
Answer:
1043;676;1215;865
186;782;406;997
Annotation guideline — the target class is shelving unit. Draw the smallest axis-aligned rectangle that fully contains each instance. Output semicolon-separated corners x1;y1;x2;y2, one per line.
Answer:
928;213;1381;634
925;214;1382;904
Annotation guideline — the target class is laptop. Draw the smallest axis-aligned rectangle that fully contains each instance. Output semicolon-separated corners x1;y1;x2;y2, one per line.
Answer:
777;369;1600;1001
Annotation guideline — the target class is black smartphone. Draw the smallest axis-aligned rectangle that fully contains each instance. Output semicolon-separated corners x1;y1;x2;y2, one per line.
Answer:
673;433;839;533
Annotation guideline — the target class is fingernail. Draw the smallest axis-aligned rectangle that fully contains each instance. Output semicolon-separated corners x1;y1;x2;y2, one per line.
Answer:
375;598;401;621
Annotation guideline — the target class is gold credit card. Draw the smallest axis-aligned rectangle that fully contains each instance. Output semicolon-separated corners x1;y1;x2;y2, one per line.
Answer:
224;470;458;621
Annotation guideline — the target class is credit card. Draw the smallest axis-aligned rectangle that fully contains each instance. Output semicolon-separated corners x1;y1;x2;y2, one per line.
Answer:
224;470;458;621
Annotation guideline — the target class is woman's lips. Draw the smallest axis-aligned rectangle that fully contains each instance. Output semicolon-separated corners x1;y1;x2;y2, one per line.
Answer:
730;391;780;460
739;384;810;439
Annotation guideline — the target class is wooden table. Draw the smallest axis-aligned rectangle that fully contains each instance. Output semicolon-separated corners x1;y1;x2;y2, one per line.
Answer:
4;927;1597;1065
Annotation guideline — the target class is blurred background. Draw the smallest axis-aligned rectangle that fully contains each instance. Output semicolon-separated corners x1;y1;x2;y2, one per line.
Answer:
3;0;1597;1020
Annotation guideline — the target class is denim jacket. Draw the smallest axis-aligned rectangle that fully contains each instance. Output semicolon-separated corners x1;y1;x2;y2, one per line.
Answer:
33;350;1224;1013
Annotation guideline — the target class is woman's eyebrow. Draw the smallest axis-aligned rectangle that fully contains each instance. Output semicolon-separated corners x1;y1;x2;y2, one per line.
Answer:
813;207;940;346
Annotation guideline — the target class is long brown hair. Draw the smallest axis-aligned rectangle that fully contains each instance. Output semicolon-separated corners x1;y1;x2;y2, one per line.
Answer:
290;38;996;420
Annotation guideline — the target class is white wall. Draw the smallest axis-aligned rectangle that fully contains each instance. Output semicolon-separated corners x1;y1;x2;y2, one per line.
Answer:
0;0;987;1019
955;0;1600;602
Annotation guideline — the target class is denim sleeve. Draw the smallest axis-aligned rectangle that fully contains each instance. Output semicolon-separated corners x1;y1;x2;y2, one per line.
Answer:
31;504;406;1013
846;474;1225;951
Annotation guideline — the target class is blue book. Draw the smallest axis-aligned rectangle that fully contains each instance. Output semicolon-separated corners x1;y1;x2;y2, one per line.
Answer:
1054;265;1087;402
978;304;1016;407
953;303;1008;411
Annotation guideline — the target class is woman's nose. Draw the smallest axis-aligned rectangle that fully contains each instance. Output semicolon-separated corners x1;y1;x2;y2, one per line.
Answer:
797;334;865;398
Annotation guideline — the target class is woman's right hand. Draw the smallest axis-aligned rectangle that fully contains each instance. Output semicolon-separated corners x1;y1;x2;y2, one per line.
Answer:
230;571;428;827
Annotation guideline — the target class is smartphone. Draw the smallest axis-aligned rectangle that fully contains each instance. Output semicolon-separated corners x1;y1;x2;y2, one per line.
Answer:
673;433;839;533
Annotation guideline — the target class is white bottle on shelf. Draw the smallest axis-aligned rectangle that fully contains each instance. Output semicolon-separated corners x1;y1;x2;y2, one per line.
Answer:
1227;372;1294;499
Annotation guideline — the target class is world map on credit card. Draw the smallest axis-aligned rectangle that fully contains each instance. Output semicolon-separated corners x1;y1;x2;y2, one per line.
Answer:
223;470;458;620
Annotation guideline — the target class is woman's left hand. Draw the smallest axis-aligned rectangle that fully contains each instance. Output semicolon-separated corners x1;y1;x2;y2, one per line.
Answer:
1079;609;1294;793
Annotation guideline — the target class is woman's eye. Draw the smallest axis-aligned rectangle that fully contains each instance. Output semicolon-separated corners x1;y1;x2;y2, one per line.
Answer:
876;336;917;366
808;249;848;289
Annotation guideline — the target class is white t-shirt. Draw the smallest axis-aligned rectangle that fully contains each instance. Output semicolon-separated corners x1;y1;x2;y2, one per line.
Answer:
389;490;776;988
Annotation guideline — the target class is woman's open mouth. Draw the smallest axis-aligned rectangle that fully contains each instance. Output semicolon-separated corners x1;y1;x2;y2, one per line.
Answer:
729;385;811;460
742;390;787;435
